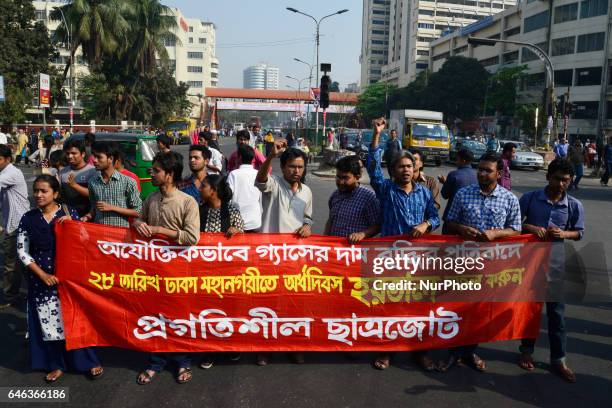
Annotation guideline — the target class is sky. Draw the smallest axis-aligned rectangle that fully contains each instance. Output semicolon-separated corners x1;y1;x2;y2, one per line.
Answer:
164;0;362;90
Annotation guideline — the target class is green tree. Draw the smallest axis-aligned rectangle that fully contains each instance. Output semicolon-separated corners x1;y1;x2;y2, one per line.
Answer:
392;70;429;109
515;103;543;141
0;0;57;124
356;82;396;123
485;65;528;117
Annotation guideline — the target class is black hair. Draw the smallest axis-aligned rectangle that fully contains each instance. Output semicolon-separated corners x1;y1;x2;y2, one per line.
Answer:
156;134;173;148
91;141;114;159
237;144;255;165
409;148;426;162
0;144;11;158
49;150;65;168
63;139;86;153
236;129;250;141
479;152;503;171
43;136;54;148
152;151;183;183
33;174;60;193
204;174;233;202
280;148;308;183
456;148;474;162
198;131;212;141
389;151;415;171
502;142;516;153
108;142;124;164
335;155;362;177
84;132;96;144
189;144;212;160
547;158;575;178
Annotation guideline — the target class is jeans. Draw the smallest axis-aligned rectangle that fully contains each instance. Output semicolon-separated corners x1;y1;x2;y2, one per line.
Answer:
601;162;612;185
2;231;23;303
147;353;191;372
520;302;566;363
572;164;583;188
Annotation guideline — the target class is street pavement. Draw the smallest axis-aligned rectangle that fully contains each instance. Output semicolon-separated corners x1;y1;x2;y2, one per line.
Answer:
0;137;610;407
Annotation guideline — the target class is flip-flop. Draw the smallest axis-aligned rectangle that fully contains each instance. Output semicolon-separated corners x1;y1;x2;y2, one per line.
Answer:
518;353;535;371
137;370;155;385
373;355;391;370
88;366;104;380
45;370;64;383
176;368;193;384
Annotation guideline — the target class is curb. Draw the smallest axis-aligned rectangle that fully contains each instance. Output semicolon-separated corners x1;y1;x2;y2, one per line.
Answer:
312;171;336;179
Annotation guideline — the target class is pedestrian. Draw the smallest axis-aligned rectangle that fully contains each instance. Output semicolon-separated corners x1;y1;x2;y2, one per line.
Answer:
17;175;103;382
29;136;61;171
325;155;380;243
178;145;211;204
517;158;584;383
255;140;313;366
366;118;439;372
440;152;522;373
134;151;200;385
486;131;498;153
48;150;66;182
600;136;612;186
227;144;262;232
208;130;221;151
384;129;402;165
80;142;142;226
156;134;173;154
554;137;569;160
59;140;96;217
568;138;587;190
0;130;7;145
197;132;223;174
16;129;29;165
410;148;441;209
0;144;31;308
227;130;268;172
339;130;348;150
438;148;477;234
110;144;141;192
287;131;296;148
586;139;597;168
264;130;275;156
84;132;96;165
499;142;516;191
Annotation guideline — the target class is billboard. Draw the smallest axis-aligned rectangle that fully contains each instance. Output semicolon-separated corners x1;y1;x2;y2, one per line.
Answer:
39;73;50;108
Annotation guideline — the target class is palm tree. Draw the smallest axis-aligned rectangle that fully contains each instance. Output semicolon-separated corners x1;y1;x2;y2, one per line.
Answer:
125;0;178;76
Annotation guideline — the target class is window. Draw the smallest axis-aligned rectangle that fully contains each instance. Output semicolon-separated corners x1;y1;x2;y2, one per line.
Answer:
419;10;434;16
187;52;203;59
211;63;219;69
454;45;468;54
524;10;550;33
371;49;387;55
522;42;549;62
418;23;434;29
189;26;193;32
488;34;501;40
417;49;429;56
373;0;388;4
551;36;575;56
370;69;382;75
187;66;203;73
371;40;387;45
187;81;202;88
417;36;435;42
575;67;602;85
522;72;546;90
373;9;386;15
433;51;450;61
35;10;46;21
555;69;574;86
504;26;520;37
372;29;387;35
572;101;599;119
503;51;519;64
188;37;193;44
162;35;176;46
211;73;218;79
372;19;386;25
555;3;579;23
479;56;500;67
211;81;218;87
580;0;608;18
199;38;206;44
577;32;605;52
492;2;504;8
416;63;429;69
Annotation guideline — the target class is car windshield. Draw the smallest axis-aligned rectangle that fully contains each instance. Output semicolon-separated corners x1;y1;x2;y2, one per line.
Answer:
461;140;486;150
345;130;390;144
166;121;188;130
412;123;449;140
140;139;158;162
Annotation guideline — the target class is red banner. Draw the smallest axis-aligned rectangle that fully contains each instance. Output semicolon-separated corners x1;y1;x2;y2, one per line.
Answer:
55;221;544;352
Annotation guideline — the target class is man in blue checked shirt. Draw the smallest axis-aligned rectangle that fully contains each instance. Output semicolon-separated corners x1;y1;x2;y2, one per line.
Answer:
366;118;440;373
517;158;584;383
439;152;521;373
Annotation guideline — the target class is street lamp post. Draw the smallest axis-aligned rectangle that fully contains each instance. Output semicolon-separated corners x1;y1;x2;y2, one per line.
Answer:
294;57;313;128
54;6;74;130
467;36;556;146
286;7;349;149
286;75;310;132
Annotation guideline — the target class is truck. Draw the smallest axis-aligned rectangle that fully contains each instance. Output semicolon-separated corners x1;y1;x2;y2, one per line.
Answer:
165;117;197;142
389;109;450;166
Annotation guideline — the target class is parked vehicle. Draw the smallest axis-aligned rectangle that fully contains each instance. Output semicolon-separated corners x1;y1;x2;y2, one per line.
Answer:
164;118;196;143
68;132;159;199
389;109;450;166
344;129;390;161
449;138;487;165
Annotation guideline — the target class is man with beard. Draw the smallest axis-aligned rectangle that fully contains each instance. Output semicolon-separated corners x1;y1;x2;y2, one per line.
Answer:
81;142;141;227
178;145;211;204
59;140;97;217
440;152;521;373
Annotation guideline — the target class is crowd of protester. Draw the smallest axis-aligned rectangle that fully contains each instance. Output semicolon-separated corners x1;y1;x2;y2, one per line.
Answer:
0;117;598;386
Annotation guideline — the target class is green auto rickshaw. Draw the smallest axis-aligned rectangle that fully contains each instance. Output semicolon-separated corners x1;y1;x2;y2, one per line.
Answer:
67;132;159;199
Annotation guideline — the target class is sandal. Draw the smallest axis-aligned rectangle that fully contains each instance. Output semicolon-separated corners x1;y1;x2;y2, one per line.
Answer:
199;355;214;369
88;366;104;380
45;369;63;383
373;353;391;370
518;353;535;371
137;370;156;385
176;367;193;384
464;353;486;372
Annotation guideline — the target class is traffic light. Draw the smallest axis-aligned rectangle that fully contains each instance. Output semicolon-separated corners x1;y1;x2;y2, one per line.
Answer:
320;74;330;109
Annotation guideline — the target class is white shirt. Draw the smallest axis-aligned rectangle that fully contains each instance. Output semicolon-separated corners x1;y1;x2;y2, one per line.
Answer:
255;174;313;233
227;165;262;230
208;147;224;175
0;163;31;234
0;132;7;145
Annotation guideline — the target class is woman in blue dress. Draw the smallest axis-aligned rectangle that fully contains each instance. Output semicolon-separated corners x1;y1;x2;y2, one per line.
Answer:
17;174;104;383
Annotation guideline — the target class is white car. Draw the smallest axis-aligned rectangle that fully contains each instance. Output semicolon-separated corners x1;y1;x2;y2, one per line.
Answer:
497;140;544;170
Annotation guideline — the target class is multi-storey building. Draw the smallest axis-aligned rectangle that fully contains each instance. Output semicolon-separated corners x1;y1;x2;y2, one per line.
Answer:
360;0;392;87
430;0;612;139
361;0;517;87
243;64;280;90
